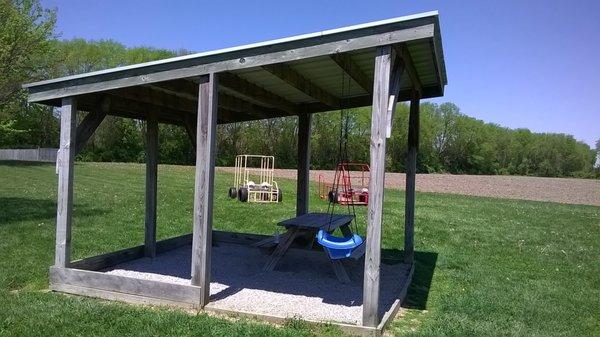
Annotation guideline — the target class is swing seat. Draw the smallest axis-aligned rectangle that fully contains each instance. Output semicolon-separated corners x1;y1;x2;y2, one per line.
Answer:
316;229;364;260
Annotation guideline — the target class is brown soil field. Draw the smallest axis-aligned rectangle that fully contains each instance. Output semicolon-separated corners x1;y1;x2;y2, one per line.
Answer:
217;167;600;206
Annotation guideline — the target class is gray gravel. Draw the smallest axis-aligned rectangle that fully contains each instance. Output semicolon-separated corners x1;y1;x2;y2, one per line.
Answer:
105;242;410;324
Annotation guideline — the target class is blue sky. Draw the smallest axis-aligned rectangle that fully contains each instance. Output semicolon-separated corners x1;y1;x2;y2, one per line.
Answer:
43;0;599;147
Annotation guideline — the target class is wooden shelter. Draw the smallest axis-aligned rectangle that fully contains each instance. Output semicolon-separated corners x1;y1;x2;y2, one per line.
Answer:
24;11;446;336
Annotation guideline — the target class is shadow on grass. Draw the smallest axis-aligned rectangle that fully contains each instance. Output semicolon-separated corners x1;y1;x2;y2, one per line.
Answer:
382;248;437;310
0;197;106;225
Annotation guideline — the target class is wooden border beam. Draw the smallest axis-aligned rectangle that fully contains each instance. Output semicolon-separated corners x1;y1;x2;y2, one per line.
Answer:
330;53;373;93
50;267;201;307
262;63;340;108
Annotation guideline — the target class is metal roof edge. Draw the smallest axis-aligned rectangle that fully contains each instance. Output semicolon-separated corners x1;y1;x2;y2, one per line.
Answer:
23;11;440;89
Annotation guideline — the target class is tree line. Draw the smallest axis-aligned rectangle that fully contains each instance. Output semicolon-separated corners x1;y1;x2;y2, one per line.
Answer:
1;0;598;178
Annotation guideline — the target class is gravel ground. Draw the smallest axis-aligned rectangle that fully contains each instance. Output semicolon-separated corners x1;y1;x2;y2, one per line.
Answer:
217;167;600;206
105;243;410;324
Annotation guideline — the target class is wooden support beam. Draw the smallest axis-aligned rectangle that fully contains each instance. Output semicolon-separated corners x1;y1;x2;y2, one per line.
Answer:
55;97;77;268
386;49;405;138
150;80;290;121
262;63;340;108
362;46;394;328
144;113;158;258
302;85;442;113
330;53;373;93
296;112;312;216
218;93;287;120
183;114;197;149
394;44;422;93
219;72;299;114
404;93;420;264
98;95;186;125
74;98;109;155
147;80;198;102
190;74;218;308
110;85;197;113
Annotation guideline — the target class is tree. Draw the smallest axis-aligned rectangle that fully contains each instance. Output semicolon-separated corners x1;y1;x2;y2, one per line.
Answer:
0;0;55;105
0;0;57;149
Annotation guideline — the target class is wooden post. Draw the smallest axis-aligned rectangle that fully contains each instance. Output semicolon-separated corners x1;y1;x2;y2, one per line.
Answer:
55;97;77;268
404;94;420;264
296;112;312;216
145;113;158;258
362;46;393;327
190;74;218;308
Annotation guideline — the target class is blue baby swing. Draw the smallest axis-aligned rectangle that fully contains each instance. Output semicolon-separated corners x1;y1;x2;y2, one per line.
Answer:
316;79;366;260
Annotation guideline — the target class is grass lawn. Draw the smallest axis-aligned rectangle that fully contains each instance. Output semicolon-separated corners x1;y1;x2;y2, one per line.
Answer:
0;161;598;336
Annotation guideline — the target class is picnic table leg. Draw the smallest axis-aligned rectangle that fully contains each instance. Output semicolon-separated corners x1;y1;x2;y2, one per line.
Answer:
263;228;299;271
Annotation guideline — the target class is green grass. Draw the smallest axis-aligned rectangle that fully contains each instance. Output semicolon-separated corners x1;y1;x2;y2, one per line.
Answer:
0;161;598;336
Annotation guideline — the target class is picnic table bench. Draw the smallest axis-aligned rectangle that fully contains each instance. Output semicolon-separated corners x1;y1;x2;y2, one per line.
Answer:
261;212;355;282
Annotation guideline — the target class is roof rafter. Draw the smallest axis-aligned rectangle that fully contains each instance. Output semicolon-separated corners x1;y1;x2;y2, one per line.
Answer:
219;72;299;115
262;63;340;108
219;93;289;120
329;53;373;93
393;44;422;93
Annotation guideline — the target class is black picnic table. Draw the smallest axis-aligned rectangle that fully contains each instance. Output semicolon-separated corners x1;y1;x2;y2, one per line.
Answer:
262;212;354;282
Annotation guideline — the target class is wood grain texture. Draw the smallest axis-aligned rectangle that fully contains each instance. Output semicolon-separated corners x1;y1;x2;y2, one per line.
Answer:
50;283;199;309
394;44;422;93
70;234;193;271
75;101;107;155
263;63;340;108
385;48;405;138
219;72;299;114
296;113;312;216
190;74;218;308
145;113;158;258
362;46;393;327
404;95;420;264
55;97;77;268
50;267;201;306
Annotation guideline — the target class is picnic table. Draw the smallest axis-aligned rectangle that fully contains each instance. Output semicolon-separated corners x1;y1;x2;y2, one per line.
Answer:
262;212;354;282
